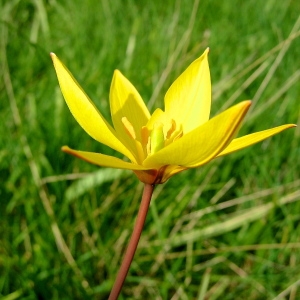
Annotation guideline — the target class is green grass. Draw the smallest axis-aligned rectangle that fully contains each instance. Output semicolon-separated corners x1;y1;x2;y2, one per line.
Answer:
1;0;300;299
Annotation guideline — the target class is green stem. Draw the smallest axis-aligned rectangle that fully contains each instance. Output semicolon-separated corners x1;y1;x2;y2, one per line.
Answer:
108;183;155;300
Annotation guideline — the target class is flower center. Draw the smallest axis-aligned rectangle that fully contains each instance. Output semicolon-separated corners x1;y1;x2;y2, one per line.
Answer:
121;116;183;162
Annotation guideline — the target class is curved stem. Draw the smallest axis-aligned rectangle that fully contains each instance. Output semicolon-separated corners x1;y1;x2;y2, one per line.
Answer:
108;183;155;300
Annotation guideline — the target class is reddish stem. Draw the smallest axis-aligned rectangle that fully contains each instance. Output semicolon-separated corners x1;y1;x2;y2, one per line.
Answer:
108;183;155;300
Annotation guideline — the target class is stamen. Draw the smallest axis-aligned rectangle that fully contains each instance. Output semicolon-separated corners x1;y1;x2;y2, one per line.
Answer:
141;126;149;147
122;117;136;139
166;119;176;139
173;124;183;142
146;136;151;155
134;140;146;163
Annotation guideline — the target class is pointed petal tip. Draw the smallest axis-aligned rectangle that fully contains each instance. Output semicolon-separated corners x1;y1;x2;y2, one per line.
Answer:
50;52;56;60
244;100;252;106
237;100;252;113
61;145;69;152
62;146;75;154
200;48;210;59
112;69;123;80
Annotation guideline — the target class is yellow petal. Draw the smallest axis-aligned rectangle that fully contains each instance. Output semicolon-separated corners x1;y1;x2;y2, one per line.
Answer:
62;146;151;170
146;108;167;128
50;53;136;162
143;101;251;168
110;70;150;143
145;108;173;133
164;48;211;133
159;165;187;183
217;124;296;157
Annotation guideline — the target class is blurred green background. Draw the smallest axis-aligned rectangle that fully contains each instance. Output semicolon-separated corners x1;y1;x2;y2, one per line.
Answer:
1;0;300;299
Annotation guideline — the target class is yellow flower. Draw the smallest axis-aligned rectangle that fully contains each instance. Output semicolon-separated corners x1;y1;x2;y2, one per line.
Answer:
51;49;295;184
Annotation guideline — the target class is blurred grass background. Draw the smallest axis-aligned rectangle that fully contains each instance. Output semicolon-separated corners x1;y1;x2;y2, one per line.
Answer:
1;0;300;299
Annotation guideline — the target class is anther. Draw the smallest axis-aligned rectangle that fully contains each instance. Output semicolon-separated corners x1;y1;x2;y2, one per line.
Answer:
122;117;136;139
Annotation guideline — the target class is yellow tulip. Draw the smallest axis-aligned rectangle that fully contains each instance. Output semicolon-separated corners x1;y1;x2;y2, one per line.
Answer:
51;49;295;184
